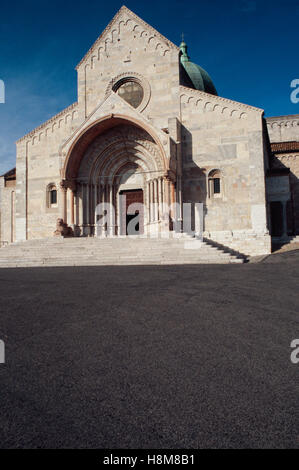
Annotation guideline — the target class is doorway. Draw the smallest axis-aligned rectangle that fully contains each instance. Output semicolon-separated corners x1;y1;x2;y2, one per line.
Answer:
270;201;283;237
120;189;144;235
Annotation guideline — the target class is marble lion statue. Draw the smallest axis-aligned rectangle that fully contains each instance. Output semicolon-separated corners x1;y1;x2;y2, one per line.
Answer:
53;218;74;238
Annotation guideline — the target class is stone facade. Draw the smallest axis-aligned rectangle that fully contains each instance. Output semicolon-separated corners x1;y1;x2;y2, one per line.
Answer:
266;116;299;240
0;6;297;256
0;169;16;246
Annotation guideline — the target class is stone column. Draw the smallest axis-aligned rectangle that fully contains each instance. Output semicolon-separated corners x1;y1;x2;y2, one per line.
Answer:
60;181;68;224
147;181;151;223
145;181;150;226
150;180;155;223
70;189;75;226
163;177;170;232
97;183;105;237
78;183;83;231
158;177;163;221
170;180;176;231
103;184;108;237
170;181;176;206
154;179;159;222
109;184;115;237
94;183;98;234
86;183;90;236
94;183;98;217
164;178;170;207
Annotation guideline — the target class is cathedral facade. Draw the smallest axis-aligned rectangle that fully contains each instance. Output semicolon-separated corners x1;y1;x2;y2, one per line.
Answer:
0;6;298;257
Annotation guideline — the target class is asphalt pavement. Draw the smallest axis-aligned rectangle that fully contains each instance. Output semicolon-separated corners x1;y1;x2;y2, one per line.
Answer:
0;251;298;448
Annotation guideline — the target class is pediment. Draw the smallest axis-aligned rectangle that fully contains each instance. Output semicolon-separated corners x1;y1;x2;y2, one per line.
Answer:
59;91;171;177
76;6;178;71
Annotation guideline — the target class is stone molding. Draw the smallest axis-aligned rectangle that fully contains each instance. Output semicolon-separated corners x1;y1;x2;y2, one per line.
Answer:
276;154;299;162
76;6;177;71
266;116;299;129
16;102;78;145
180;86;264;118
59;94;171;178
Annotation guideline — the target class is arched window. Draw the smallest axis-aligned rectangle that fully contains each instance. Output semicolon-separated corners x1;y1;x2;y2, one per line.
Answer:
47;184;58;208
208;170;222;198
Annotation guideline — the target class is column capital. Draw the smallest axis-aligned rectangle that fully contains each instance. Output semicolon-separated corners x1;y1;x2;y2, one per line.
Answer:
60;179;77;191
60;180;68;192
164;170;176;183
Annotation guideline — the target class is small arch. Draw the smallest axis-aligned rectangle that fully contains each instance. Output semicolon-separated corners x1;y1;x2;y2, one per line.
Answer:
47;183;58;208
208;169;222;199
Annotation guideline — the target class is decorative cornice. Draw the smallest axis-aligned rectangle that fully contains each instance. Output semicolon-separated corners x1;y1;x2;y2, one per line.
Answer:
266;114;299;121
179;86;264;116
16;102;78;144
274;153;299;161
76;5;178;70
266;116;299;129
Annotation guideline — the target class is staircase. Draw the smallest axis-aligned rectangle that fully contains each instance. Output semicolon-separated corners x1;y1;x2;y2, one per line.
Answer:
0;236;245;268
288;235;299;244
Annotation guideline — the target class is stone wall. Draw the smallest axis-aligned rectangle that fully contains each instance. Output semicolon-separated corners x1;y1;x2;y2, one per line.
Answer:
0;177;16;245
76;6;181;127
15;108;81;240
271;153;299;235
266;115;299;236
180;86;271;256
266;115;299;142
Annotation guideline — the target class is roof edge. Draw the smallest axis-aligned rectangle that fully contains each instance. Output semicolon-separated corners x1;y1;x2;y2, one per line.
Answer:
1;167;16;178
76;5;179;70
266;114;299;120
179;86;264;114
16;102;78;144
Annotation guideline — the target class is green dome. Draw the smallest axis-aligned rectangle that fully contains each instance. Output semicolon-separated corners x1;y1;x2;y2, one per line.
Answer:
180;41;217;96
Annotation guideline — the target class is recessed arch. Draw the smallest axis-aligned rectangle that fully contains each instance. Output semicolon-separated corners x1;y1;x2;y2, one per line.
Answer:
62;114;167;181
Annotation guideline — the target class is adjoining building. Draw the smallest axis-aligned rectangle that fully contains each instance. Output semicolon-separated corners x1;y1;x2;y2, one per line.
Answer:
0;6;298;256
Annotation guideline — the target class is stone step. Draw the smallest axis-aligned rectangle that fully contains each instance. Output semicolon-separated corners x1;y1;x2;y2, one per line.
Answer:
0;237;244;266
0;250;231;256
0;254;234;262
0;259;234;266
0;249;227;257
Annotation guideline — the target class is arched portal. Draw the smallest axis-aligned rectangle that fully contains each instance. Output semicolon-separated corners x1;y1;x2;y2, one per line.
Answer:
62;119;175;237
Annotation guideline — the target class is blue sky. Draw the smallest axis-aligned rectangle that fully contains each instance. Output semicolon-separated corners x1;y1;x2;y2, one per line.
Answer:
0;0;298;174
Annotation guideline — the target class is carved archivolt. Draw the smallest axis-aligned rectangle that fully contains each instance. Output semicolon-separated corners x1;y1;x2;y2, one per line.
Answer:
78;125;164;182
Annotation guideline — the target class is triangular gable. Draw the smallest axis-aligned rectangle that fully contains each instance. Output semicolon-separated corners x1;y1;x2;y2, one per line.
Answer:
59;91;170;160
76;5;178;70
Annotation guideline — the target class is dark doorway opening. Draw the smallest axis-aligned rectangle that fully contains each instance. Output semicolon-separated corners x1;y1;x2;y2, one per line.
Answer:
120;189;144;235
270;201;283;237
